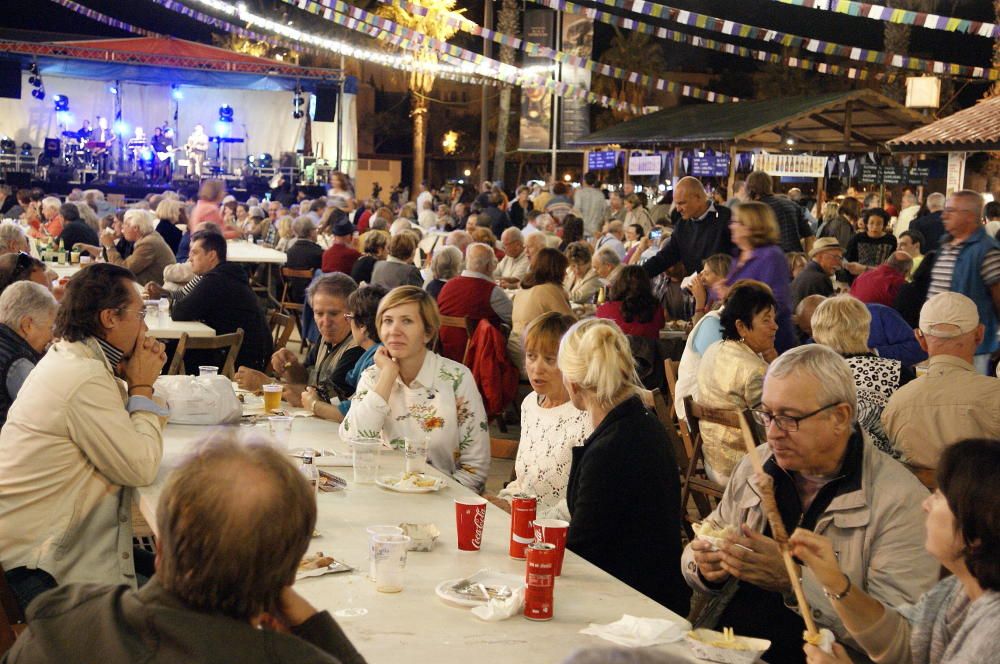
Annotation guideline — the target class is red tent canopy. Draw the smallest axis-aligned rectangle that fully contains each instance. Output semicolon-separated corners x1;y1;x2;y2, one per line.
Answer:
57;36;279;67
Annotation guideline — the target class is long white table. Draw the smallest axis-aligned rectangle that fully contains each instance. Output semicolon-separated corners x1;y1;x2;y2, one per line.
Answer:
137;417;698;664
146;313;216;340
226;241;288;265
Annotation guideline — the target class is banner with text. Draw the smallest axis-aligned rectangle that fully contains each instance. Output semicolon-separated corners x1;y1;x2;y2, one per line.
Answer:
559;13;593;147
519;9;555;151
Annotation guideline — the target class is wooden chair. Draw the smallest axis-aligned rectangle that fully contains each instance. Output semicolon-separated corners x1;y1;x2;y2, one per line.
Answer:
663;359;695;460
0;563;25;656
268;311;296;352
680;396;761;539
438;315;474;365
650;388;692;483
279;267;314;353
167;329;244;379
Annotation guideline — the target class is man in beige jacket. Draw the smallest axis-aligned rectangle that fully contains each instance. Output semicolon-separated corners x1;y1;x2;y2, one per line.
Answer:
79;209;176;286
0;263;168;613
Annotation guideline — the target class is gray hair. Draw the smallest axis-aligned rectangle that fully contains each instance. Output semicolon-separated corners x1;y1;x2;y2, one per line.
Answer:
41;197;61;213
390;218;412;236
155;199;182;223
951;189;985;218
74;201;100;233
0;280;58;329
926;192;945;211
431;245;464;280
765;344;857;423
82;189;105;204
594;246;621;267
306;272;357;304
0;221;26;250
123;208;157;236
291;216;315;239
500;227;523;244
466;242;497;275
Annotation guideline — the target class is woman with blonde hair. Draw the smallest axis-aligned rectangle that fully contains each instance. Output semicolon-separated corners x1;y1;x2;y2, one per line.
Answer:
341;286;490;492
811;295;913;455
273;215;295;252
559;318;688;614
719;200;796;352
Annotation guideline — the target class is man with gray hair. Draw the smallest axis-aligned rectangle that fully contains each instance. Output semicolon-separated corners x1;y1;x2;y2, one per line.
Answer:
894;189;920;237
683;344;937;663
80;209;176;286
0;281;57;426
3;436;366;664
436;242;512;362
0;221;28;255
495;227;529;288
910;191;946;252
592;245;622;285
643;176;733;277
848;250;912;307
284;216;323;303
595;220;626;260
444;229;473;255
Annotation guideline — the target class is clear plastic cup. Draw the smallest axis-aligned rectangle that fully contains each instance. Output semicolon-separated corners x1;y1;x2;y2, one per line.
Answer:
403;437;428;474
267;416;294;448
366;525;404;581
372;534;411;593
198;366;219;377
351;439;381;484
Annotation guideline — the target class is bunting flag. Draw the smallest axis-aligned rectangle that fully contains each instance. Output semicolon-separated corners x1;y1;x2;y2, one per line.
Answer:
534;0;999;81
47;0;160;37
375;0;739;101
770;0;999;39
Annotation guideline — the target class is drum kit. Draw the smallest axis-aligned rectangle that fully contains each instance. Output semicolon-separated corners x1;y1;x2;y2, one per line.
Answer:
59;129;107;171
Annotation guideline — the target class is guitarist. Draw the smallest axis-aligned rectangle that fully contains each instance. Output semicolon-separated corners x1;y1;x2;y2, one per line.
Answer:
151;126;175;182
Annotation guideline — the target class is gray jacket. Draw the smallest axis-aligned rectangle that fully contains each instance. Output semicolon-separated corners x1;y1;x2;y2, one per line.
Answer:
681;439;939;651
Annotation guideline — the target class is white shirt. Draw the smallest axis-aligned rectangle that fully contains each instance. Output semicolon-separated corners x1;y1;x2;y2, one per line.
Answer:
494;251;530;283
894;205;921;237
340;350;491;492
596;234;626;260
416;191;433;216
418;210;438;230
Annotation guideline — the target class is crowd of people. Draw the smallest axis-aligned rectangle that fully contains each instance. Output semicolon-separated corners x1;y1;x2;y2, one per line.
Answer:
0;169;998;664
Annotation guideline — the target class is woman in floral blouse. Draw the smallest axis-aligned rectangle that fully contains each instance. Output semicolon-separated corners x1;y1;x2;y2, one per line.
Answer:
340;286;491;492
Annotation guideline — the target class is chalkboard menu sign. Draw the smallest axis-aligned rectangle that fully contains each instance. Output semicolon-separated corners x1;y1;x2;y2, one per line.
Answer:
587;151;618;170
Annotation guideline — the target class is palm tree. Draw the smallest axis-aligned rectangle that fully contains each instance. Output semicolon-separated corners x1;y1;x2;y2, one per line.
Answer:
377;0;462;192
883;0;938;101
591;27;665;125
491;0;518;184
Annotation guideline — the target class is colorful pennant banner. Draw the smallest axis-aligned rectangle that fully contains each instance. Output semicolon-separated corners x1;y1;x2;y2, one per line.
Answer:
47;0;160;37
770;0;999;39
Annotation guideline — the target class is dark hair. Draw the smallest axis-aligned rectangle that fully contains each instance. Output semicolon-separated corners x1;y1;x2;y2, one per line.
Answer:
937;438;1000;591
627;223;645;239
584;171;598;187
191;230;227;262
608;265;659;324
552;182;569;196
523;247;568;289
863;208;889;226
985;200;1000;221
0;252;45;293
839;197;862;222
526;208;542;222
60;202;80;223
900;229;925;250
157;436;316;620
54;263;136;342
561;215;584;247
720;281;777;341
347;284;387;343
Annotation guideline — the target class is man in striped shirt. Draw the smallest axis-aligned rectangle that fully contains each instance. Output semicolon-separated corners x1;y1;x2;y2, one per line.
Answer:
926;190;1000;374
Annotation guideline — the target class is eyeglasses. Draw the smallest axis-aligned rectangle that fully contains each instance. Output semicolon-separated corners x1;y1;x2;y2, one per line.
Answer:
116;307;148;321
751;402;841;432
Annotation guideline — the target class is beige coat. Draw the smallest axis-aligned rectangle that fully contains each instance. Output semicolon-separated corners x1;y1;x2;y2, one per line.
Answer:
0;339;164;587
106;232;177;285
681;441;938;652
563;267;601;304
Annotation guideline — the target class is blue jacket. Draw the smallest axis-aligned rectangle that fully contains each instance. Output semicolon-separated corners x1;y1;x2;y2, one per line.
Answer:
944;227;999;356
866;304;926;367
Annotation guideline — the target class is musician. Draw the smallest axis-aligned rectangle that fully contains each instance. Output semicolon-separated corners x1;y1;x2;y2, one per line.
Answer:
76;120;93;141
185;124;209;179
92;117;114;180
151;127;175;182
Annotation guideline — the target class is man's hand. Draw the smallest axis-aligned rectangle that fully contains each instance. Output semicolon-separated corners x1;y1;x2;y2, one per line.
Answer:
804;642;851;664
144;282;166;300
690;538;730;584
498;277;520;289
271;348;299;377
234;366;269;392
124;330;167;390
76;243;102;257
283;383;305;407
843;261;867;276
717;525;791;593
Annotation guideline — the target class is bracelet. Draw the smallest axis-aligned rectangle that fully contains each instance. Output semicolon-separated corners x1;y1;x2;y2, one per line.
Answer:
128;384;154;393
823;573;852;601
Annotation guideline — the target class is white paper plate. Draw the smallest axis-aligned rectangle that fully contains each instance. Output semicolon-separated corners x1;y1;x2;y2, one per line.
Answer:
435;570;525;607
685;629;770;664
296;558;353;580
376;473;445;493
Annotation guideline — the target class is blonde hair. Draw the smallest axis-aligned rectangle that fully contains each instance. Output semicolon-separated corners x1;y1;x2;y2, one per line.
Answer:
734;201;780;247
558;318;641;408
276;215;294;240
376;285;441;347
811;295;871;355
155;198;182;224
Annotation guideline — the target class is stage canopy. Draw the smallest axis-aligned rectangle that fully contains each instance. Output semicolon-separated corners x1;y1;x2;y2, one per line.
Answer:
0;37;358;175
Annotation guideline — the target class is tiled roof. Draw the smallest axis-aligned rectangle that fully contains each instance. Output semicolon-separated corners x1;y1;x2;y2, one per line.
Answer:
889;96;1000;152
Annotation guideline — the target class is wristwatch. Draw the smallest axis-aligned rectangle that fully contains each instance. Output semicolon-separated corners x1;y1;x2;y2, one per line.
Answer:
823;574;852;601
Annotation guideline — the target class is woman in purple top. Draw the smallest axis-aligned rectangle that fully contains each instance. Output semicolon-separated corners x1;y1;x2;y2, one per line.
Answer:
714;201;797;352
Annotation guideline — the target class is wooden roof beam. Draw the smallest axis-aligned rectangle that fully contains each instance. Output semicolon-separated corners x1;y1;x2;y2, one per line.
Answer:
809;112;877;145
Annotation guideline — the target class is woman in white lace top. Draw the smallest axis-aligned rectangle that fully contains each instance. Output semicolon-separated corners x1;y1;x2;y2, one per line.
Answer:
499;312;590;519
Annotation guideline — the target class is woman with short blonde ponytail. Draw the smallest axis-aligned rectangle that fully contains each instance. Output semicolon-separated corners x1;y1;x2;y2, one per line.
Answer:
558;319;689;614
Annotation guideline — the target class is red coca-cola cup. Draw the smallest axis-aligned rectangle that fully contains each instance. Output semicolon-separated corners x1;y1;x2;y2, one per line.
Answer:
455;496;487;551
532;518;569;576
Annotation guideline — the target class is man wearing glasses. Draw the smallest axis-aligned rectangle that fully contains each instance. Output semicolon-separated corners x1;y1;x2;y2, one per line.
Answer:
0;263;169;613
681;344;937;663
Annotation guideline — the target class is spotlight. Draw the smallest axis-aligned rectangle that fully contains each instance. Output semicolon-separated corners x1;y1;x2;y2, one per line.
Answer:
28;76;38;86
20;142;32;157
108;85;118;95
292;84;304;119
785;136;795;146
53;95;69;112
0;138;15;155
214;121;231;138
31;89;45;101
258;153;273;168
114;120;129;135
171;85;183;101
218;104;234;123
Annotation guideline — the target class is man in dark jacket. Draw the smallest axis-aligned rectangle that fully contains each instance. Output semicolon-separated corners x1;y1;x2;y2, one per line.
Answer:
171;230;272;372
746;170;815;254
284;216;323;303
909;192;945;253
56;203;99;251
643;176;733;277
0;281;57;427
2;436;366;664
790;237;843;309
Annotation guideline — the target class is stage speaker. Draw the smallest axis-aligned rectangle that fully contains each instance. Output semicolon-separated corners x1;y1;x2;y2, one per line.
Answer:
3;172;31;188
0;61;21;99
314;85;339;123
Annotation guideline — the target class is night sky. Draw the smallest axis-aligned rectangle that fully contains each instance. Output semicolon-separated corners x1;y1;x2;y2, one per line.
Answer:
3;0;996;104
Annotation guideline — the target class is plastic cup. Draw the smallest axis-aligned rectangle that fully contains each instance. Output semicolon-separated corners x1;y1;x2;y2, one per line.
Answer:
366;525;404;581
403;437;428;474
351;439;381;484
455;496;487;551
533;518;569;576
199;366;219;377
262;383;282;412
372;534;411;593
267;416;293;448
158;298;170;315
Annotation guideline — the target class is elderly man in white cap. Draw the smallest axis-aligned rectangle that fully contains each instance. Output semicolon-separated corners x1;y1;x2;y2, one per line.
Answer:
790;236;843;309
882;292;1000;469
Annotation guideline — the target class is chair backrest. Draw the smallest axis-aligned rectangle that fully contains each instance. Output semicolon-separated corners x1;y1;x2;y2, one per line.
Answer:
167;329;245;378
0;562;24;656
268;311;295;351
438;315;473;365
662;359;694;459
279;267;314;311
651;388;691;476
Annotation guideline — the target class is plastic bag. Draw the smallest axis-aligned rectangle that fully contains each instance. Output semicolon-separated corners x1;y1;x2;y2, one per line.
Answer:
153;374;242;425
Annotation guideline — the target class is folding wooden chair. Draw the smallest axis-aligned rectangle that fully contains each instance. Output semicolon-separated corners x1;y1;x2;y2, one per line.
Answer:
279;267;314;353
663;359;695;460
268;311;296;353
167;329;244;379
437;315;473;365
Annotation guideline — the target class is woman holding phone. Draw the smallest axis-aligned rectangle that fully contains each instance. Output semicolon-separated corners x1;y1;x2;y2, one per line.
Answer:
339;286;491;492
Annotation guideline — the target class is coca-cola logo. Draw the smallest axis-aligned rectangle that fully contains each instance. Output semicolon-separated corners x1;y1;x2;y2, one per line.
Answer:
472;508;486;547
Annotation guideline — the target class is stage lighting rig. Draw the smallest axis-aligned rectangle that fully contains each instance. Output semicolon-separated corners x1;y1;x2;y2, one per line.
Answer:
53;95;69;112
171;84;183;100
108;85;118;95
28;63;45;101
0;138;15;155
218;105;234;123
258;153;273;168
20;143;32;157
292;84;304;119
